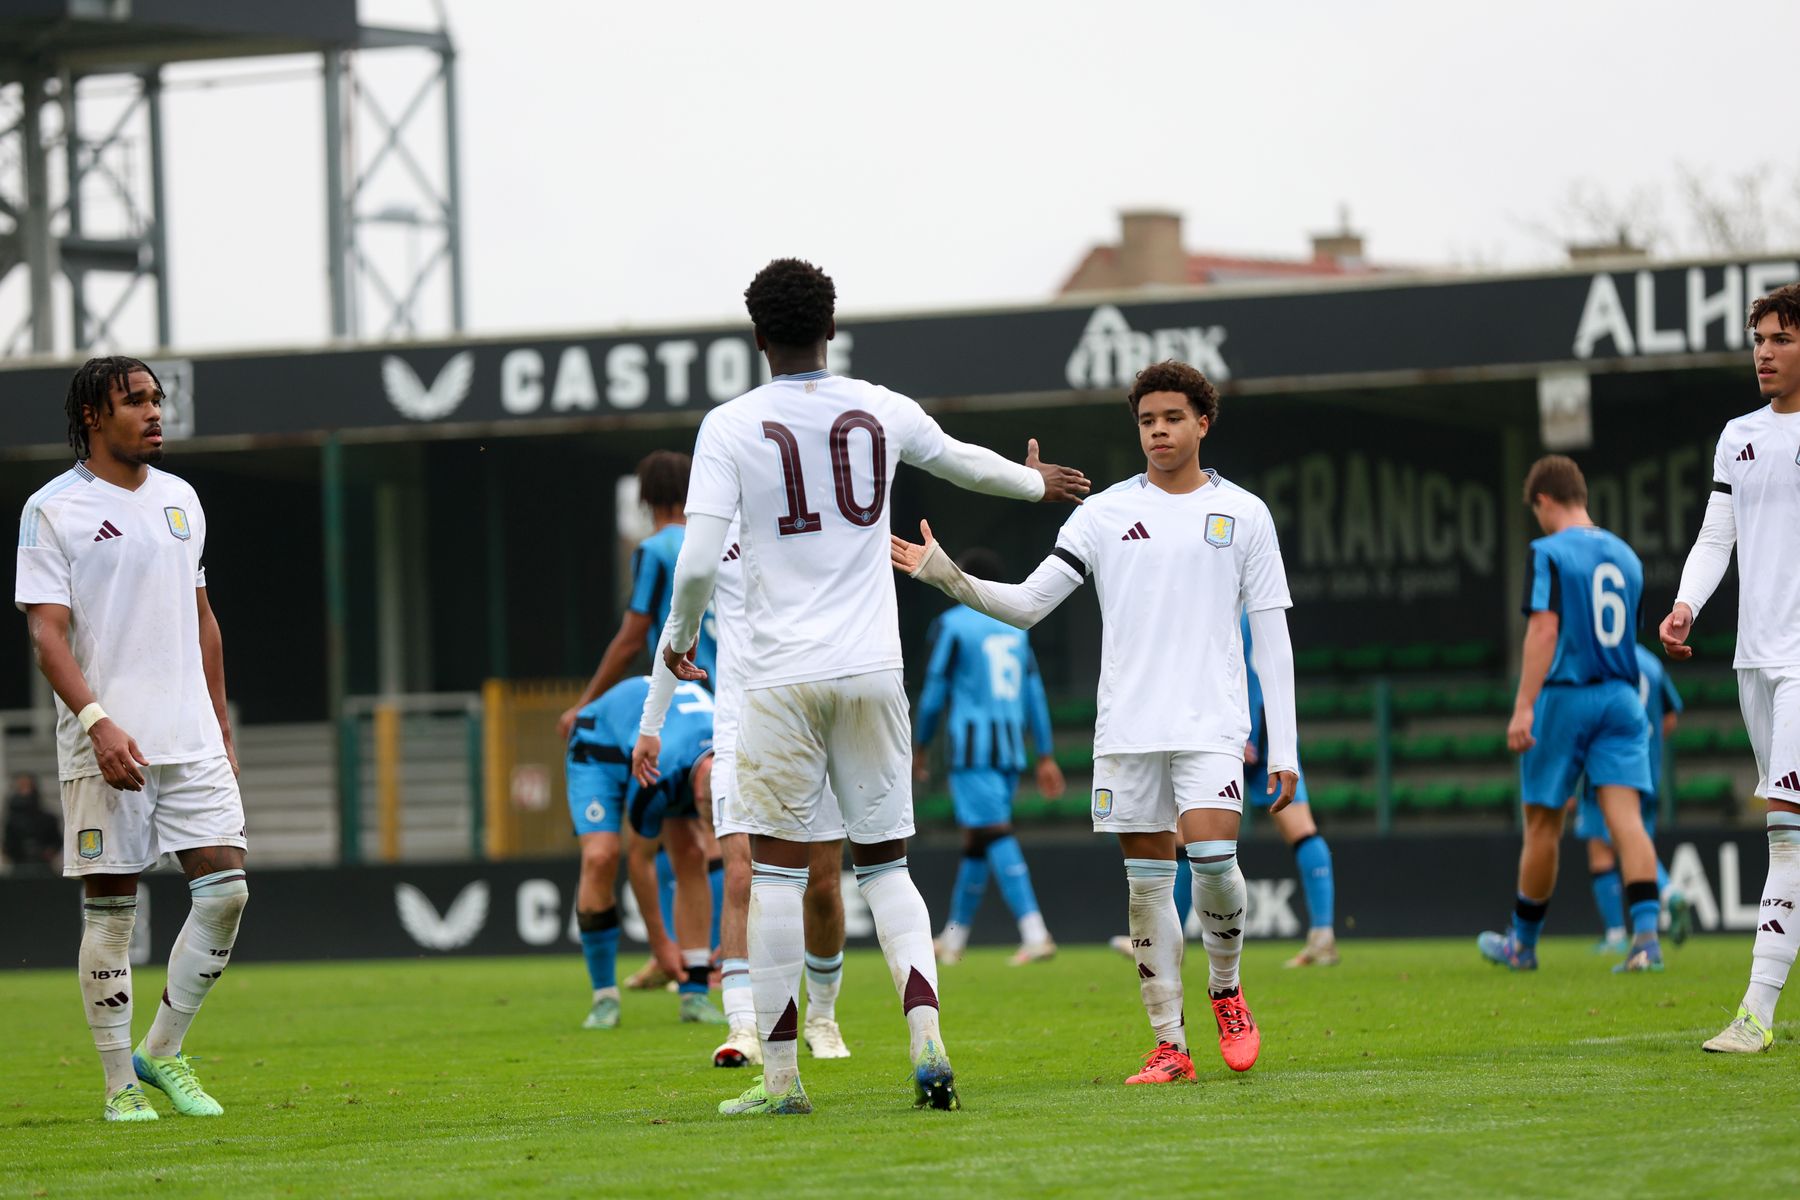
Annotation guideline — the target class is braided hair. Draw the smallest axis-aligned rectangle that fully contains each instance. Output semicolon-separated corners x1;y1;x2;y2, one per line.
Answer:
64;356;161;460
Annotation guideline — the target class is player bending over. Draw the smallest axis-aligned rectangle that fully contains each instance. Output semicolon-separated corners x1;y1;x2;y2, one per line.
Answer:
913;549;1064;967
560;450;722;989
637;257;1087;1116
704;516;852;1069
1574;644;1690;954
1662;282;1800;1052
894;359;1295;1085
566;675;723;1028
17;358;249;1122
1479;456;1664;973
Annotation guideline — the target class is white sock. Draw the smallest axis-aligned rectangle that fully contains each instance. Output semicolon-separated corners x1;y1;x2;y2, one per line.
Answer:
749;863;808;1094
937;921;969;955
1124;859;1185;1049
804;951;843;1022
720;956;754;1033
144;871;248;1058
1745;815;1800;1027
79;894;138;1095
1188;842;1247;996
1018;911;1050;947
855;858;945;1060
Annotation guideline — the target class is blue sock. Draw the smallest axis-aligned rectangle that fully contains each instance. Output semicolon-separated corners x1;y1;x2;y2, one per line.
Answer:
986;836;1042;920
1590;868;1624;932
577;908;621;991
1512;893;1548;949
1292;834;1335;930
656;850;676;936
950;853;990;928
1173;856;1193;927
707;857;725;950
1625;880;1661;940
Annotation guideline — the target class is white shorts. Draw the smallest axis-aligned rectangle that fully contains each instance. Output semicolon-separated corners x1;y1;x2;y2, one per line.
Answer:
1090;750;1244;834
61;756;245;877
711;744;848;843
1738;666;1800;802
736;669;912;845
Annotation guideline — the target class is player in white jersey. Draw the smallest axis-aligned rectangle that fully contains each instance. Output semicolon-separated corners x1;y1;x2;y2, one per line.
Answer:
893;360;1297;1085
706;514;855;1069
1663;283;1800;1053
14;358;249;1122
633;258;1088;1115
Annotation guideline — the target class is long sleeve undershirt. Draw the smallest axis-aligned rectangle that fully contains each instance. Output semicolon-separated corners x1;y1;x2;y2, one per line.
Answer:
909;542;1080;629
1246;606;1299;777
638;512;730;737
1673;490;1737;621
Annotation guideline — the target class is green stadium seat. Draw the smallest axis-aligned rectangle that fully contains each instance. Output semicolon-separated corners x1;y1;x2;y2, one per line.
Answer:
1452;732;1509;762
1395;735;1454;764
1053;745;1094;773
1411;782;1462;810
1463;780;1518;810
1049;698;1097;725
1718;727;1753;755
1676;774;1734;808
1304;738;1353;767
1443;685;1494;716
1293;647;1335;675
1668;727;1718;755
1311;783;1369;813
1339;644;1389;672
1346;738;1381;766
1692;632;1737;658
1702;678;1740;708
1390;643;1438;671
1394;687;1444;717
1338;689;1375;718
1296;688;1340;720
1011;794;1058;822
916;792;954;824
1439;640;1497;669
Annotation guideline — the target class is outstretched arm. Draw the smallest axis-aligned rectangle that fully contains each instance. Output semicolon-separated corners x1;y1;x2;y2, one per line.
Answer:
1665;490;1736;659
892;520;1081;630
910;434;1090;505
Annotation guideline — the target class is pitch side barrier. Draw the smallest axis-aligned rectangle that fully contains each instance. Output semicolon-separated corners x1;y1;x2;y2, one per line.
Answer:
0;828;1773;968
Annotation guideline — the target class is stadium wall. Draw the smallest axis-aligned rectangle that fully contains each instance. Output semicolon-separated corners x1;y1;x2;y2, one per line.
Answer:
0;828;1773;968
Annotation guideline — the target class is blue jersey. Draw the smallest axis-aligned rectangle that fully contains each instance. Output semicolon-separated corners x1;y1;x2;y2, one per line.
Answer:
1633;643;1682;795
914;605;1053;773
568;676;715;834
1522;526;1643;687
629;524;717;683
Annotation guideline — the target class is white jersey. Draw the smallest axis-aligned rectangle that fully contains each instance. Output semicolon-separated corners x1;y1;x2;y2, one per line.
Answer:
15;463;226;780
1049;471;1291;756
710;515;746;754
686;372;958;690
1713;405;1800;668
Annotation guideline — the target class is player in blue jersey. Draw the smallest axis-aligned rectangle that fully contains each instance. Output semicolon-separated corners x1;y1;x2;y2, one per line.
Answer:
913;548;1065;966
1111;609;1339;965
566;674;725;1028
1576;644;1692;952
559;451;723;990
1479;456;1664;973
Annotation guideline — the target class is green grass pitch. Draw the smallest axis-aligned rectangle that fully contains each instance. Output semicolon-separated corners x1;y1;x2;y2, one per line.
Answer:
4;938;1797;1198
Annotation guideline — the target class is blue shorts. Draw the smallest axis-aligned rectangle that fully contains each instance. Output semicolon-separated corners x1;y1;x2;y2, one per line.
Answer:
1574;785;1659;843
949;769;1018;828
1248;763;1310;809
566;749;696;839
1520;680;1652;808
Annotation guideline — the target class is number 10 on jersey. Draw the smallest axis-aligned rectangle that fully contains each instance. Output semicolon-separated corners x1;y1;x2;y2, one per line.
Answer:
762;411;888;536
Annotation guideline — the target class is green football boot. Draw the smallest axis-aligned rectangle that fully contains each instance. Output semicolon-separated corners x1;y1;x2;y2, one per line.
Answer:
718;1077;812;1115
103;1082;160;1123
680;993;728;1025
912;1040;960;1111
132;1044;222;1117
582;996;621;1030
1702;1006;1775;1053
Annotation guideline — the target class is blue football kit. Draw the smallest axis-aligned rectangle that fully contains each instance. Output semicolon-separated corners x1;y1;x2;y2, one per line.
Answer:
631;524;717;686
1575;643;1683;842
566;676;714;839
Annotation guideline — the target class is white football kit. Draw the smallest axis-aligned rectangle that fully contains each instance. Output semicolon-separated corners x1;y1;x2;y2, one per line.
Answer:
665;370;1043;844
709;515;846;842
15;462;242;874
1677;405;1800;801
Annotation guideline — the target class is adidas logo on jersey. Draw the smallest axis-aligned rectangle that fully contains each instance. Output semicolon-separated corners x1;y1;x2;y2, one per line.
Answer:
1217;780;1242;801
92;520;122;542
1737;444;1757;461
722;543;740;562
1775;770;1800;792
1120;522;1150;541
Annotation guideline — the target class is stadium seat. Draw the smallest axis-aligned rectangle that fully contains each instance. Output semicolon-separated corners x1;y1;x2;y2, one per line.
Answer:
1411;782;1462;810
1338;689;1375;718
1395;734;1454;764
1692;632;1737;658
1304;737;1353;767
1338;644;1388;672
917;792;954;824
1675;774;1734;808
1701;678;1740;708
1311;782;1368;813
1293;646;1335;675
1718;726;1753;755
1442;685;1495;716
1668;727;1718;755
1389;643;1438;671
1439;640;1497;669
1463;780;1518;810
1394;687;1444;717
1346;738;1381;766
1053;745;1095;773
1452;732;1508;761
1049;698;1097;726
1296;688;1340;720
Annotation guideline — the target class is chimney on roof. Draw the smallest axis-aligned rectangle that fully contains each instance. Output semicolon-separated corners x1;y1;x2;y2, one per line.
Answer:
1566;230;1649;265
1311;203;1364;264
1117;209;1187;287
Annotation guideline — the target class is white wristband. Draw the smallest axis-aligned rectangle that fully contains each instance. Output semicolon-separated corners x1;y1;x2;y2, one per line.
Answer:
78;702;107;733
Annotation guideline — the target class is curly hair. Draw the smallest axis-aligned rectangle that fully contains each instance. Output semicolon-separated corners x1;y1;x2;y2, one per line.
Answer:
1748;282;1800;332
744;258;836;348
1126;359;1220;424
1522;454;1586;507
636;449;691;511
65;356;161;460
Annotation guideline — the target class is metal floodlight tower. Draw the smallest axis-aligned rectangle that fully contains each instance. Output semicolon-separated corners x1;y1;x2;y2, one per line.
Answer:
0;1;463;357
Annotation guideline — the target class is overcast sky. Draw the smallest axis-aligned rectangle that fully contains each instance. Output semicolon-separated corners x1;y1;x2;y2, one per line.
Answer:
5;0;1796;354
